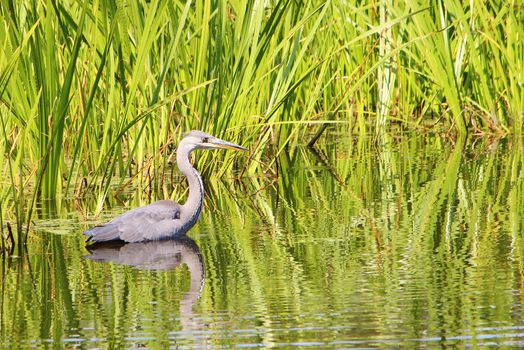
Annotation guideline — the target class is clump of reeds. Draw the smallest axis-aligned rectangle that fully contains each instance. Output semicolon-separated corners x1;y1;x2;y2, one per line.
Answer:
0;0;522;248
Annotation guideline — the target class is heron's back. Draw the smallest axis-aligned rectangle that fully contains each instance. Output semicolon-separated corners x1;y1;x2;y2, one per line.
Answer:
84;200;183;243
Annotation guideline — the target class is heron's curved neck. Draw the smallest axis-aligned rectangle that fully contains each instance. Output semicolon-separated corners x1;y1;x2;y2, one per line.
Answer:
177;144;204;226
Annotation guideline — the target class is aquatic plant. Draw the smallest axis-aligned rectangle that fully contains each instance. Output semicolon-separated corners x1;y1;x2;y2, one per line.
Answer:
0;0;522;247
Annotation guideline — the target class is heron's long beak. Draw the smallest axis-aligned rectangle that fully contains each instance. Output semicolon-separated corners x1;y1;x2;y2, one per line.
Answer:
211;138;248;152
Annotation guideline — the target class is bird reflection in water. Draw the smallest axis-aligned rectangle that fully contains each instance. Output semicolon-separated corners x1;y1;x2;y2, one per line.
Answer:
85;237;206;341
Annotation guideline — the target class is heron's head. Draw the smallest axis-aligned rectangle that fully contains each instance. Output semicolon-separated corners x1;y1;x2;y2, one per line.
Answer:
181;130;248;152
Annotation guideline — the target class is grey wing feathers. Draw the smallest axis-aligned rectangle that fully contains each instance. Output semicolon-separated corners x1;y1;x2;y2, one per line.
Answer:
84;223;120;242
84;200;182;243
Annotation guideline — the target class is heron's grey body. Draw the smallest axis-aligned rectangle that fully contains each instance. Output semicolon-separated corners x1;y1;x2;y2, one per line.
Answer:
83;130;246;243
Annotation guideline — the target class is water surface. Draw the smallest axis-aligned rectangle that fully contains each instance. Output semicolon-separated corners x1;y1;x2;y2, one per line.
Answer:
1;134;523;348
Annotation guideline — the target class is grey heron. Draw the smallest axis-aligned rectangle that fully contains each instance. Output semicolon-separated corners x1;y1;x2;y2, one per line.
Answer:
84;130;247;243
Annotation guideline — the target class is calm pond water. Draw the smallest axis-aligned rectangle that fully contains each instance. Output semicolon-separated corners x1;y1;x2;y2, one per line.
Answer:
1;134;523;348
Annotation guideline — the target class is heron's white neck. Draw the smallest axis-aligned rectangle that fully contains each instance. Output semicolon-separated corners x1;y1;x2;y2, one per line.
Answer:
177;143;204;227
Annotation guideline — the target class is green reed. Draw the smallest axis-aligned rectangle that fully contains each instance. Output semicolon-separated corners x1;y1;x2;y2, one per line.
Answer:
0;0;522;247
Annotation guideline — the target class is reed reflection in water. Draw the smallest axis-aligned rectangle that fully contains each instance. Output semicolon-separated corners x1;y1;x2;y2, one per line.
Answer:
1;134;523;348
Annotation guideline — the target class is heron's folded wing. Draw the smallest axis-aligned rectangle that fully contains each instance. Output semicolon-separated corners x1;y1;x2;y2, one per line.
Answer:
86;201;181;243
107;200;179;225
115;203;184;242
130;218;189;242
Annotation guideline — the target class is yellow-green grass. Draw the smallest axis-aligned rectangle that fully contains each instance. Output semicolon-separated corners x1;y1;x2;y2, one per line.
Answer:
0;0;522;246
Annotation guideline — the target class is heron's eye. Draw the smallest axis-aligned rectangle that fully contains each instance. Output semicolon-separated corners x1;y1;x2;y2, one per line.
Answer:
202;137;209;143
